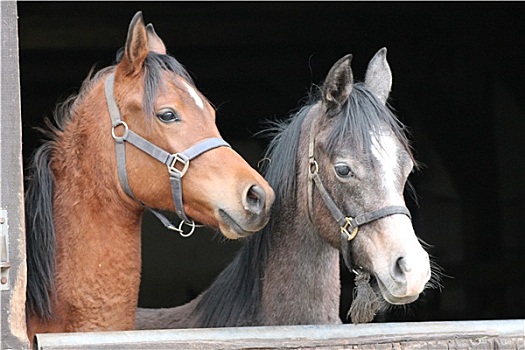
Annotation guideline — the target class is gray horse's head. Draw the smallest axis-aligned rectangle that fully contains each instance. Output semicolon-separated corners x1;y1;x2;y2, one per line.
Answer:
309;48;431;304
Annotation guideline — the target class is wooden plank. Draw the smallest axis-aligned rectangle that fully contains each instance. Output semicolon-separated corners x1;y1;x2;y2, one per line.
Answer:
35;320;524;350
0;1;30;349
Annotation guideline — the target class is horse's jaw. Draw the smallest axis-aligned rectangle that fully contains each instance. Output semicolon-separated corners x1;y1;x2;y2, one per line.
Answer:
375;277;420;305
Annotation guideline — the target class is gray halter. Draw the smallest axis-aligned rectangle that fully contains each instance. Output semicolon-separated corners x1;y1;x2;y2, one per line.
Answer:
104;72;230;237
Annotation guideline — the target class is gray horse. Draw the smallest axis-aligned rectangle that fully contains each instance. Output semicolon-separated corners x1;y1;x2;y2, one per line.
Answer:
136;48;434;329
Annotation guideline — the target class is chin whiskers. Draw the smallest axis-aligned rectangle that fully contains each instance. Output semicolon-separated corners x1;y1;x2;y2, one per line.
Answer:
209;227;229;244
417;236;434;249
426;257;450;291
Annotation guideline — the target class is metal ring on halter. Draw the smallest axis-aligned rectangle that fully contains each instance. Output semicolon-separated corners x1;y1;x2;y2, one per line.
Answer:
309;159;319;175
341;217;359;241
352;267;363;276
111;121;129;143
165;219;196;237
178;219;197;238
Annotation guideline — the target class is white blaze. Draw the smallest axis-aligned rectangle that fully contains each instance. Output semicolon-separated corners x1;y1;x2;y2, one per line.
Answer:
371;133;400;202
370;133;431;301
182;81;204;110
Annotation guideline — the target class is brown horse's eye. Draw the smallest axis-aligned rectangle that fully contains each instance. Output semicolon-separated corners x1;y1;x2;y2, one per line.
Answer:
335;163;353;178
157;109;180;123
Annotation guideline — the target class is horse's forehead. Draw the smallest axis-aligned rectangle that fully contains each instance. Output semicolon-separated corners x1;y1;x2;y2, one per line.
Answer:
158;74;210;112
370;131;409;196
181;80;204;110
370;131;400;171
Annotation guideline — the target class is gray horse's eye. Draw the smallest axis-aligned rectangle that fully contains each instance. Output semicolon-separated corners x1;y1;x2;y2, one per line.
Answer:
334;163;354;178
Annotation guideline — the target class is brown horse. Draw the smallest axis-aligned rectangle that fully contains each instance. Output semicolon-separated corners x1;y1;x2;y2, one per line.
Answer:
136;48;436;329
24;12;274;339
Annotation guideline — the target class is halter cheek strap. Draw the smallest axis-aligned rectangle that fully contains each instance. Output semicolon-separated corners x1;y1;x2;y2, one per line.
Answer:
105;72;230;237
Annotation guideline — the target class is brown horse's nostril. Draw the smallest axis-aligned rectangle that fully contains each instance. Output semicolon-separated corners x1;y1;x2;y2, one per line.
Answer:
244;185;266;216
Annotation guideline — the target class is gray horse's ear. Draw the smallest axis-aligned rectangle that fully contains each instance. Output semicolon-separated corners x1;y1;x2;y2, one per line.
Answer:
322;54;353;115
146;23;167;55
364;47;392;104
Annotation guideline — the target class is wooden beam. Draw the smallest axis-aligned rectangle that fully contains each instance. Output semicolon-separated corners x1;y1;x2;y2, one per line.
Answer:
0;1;30;349
35;320;524;350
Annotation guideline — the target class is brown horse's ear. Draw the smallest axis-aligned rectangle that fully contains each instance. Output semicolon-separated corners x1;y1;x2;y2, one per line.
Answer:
146;23;167;55
322;54;353;115
364;47;392;104
119;11;149;76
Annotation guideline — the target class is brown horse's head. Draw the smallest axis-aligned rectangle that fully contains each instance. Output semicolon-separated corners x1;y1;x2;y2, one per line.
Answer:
110;12;274;239
308;49;431;304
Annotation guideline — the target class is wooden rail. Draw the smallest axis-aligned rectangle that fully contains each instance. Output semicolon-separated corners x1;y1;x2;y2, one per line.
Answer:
35;319;524;349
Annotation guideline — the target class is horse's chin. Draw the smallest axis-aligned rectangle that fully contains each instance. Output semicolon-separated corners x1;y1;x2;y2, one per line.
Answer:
375;276;420;305
218;209;259;239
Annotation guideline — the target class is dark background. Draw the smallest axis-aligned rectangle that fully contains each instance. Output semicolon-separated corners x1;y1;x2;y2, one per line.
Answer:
17;2;524;323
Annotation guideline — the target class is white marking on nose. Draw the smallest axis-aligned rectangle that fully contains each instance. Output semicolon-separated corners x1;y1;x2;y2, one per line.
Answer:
182;81;204;110
371;133;399;201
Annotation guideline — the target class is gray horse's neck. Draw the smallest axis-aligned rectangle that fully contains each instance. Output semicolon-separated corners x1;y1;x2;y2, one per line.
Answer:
260;208;342;325
135;204;342;330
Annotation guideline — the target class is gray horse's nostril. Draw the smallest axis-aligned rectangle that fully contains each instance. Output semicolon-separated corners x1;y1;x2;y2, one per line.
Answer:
395;257;412;277
397;257;412;273
391;256;411;283
244;185;266;216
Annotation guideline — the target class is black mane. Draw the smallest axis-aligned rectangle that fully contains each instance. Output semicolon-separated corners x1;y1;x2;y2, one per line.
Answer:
193;105;311;327
193;82;414;327
25;51;193;320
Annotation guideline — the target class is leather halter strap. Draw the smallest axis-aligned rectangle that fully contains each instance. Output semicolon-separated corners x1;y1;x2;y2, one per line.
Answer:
306;113;411;242
105;72;230;236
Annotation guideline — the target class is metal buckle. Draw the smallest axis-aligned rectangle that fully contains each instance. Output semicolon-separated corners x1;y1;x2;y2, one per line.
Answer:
341;217;359;241
168;153;189;177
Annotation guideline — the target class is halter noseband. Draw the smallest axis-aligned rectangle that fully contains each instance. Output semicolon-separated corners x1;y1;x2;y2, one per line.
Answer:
306;111;411;248
105;72;230;237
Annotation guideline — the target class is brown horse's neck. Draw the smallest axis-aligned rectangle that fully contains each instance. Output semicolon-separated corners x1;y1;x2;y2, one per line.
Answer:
28;85;144;337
